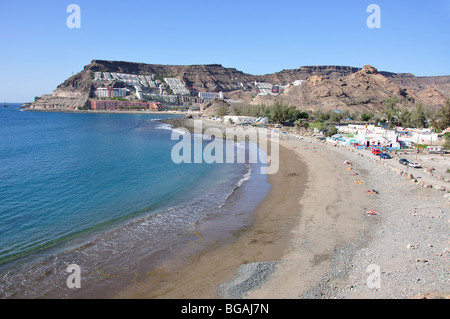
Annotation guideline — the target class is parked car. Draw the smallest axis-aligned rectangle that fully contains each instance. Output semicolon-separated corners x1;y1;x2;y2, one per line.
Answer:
372;149;381;155
379;153;391;159
409;162;422;168
399;158;409;165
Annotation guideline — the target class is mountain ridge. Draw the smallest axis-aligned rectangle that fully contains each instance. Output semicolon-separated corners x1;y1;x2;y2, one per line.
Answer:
31;60;450;112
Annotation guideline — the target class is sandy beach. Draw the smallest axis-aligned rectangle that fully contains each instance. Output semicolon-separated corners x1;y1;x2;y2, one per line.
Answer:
117;120;449;299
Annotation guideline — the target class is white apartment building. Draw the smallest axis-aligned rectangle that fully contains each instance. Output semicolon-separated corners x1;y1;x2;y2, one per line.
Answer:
96;87;127;98
198;92;224;100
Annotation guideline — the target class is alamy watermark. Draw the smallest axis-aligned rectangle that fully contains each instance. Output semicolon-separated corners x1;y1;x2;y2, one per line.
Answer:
170;120;280;174
66;4;81;29
366;264;381;289
66;264;81;289
366;4;381;29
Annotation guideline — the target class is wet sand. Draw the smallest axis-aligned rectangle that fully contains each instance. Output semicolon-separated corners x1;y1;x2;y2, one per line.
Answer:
246;138;370;298
116;137;306;298
116;127;372;298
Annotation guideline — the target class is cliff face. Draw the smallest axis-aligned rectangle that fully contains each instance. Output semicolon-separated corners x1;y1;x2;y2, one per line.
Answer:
32;60;449;111
54;70;93;98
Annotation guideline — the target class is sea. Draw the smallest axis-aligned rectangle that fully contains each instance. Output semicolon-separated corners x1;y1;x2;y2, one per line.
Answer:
0;104;270;298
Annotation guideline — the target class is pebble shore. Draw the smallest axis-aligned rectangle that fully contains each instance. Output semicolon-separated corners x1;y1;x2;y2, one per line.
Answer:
302;140;449;298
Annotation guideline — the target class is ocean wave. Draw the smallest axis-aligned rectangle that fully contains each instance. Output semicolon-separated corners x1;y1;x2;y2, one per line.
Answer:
154;121;188;136
222;163;252;205
154;122;174;131
237;164;252;188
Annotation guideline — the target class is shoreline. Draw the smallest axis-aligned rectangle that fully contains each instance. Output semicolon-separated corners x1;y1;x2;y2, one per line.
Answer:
116;118;369;299
117;137;307;298
0;114;268;298
0;115;275;299
25;107;195;116
118;119;449;299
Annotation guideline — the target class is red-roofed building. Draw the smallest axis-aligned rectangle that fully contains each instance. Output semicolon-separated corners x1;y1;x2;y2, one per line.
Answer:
90;100;164;111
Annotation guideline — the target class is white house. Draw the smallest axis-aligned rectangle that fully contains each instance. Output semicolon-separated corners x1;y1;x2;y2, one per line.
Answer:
356;126;400;148
198;92;224;100
223;116;258;124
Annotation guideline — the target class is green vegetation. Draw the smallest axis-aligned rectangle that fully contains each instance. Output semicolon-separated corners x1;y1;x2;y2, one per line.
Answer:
314;110;344;123
381;95;401;128
410;103;427;128
309;121;327;133
444;132;450;150
313;110;330;122
229;97;450;135
231;104;269;118
360;113;373;121
388;102;428;129
326;126;338;137
377;95;450;130
153;74;167;83
267;102;308;123
165;86;174;95
216;105;229;118
151;74;174;95
376;95;450;131
294;119;309;132
431;99;450;132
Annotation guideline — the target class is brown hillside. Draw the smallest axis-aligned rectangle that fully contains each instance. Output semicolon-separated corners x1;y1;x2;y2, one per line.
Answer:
253;65;448;112
32;60;449;112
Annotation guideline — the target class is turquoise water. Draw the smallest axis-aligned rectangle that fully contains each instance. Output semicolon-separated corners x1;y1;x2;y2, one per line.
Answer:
0;104;269;298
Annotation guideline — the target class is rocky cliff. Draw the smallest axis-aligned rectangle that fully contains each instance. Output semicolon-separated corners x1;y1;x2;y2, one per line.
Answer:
31;60;450;112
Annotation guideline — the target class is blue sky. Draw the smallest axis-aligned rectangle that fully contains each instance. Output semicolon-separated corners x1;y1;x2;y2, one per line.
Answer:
0;0;449;102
